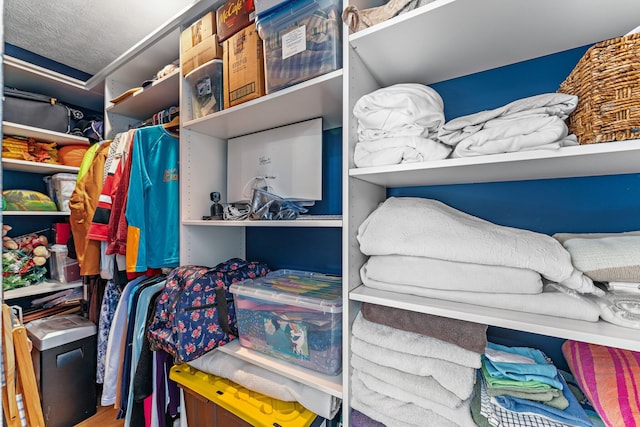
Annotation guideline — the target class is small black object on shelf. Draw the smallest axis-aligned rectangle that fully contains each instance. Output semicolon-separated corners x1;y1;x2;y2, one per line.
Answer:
209;191;223;219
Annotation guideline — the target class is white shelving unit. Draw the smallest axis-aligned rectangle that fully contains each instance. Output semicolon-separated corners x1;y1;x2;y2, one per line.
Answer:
343;4;640;423
2;158;80;174
3;280;82;300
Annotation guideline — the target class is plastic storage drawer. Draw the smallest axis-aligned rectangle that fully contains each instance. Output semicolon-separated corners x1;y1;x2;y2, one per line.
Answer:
230;269;343;375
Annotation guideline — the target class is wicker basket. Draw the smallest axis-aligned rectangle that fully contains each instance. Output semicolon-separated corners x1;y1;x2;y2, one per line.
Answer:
558;31;640;144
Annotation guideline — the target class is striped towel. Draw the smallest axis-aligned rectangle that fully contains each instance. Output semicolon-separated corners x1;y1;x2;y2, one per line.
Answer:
562;340;640;427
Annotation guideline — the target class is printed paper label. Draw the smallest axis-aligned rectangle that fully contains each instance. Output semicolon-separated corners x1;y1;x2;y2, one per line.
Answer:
282;25;306;60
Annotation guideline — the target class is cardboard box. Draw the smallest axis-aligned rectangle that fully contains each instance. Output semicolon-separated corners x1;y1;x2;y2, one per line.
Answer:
181;11;217;51
223;24;265;107
182;34;224;76
216;0;256;43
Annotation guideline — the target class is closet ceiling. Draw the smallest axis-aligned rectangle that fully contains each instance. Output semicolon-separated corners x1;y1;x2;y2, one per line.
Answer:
4;0;198;76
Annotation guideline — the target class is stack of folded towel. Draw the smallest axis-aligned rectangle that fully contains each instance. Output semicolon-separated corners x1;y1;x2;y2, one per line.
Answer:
437;92;580;158
352;83;451;167
473;342;597;427
350;303;487;426
357;197;603;321
553;231;640;329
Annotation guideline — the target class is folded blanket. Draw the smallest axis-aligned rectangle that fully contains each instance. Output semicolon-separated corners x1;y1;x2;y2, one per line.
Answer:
483;343;561;389
361;275;601;322
350;409;385;427
353;83;444;137
361;302;488;354
354;368;477;427
438;93;578;146
351;335;476;400
553;231;640;282
357;197;598;294
351;353;463;409
353;136;450;167
351;374;467;427
563;340;640;427
450;115;577;158
362;255;543;294
352;312;482;368
187;349;341;419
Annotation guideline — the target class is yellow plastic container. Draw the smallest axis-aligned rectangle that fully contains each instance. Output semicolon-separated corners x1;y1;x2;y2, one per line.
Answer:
169;364;317;427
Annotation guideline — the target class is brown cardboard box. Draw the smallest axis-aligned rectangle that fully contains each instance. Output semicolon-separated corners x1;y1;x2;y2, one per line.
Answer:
216;0;256;43
223;24;265;107
182;34;224;76
181;11;217;51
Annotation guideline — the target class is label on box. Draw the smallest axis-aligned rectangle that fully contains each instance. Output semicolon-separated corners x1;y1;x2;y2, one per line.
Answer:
196;77;212;96
282;25;306;60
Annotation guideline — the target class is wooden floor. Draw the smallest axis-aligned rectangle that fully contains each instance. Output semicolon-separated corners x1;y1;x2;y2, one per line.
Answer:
74;405;124;427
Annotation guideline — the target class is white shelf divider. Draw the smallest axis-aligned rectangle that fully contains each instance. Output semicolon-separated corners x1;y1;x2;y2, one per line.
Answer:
3;121;90;146
2;158;80;174
3;280;83;300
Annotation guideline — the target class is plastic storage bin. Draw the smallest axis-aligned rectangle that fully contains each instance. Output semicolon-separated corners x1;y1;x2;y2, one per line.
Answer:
43;173;77;212
255;0;342;94
185;59;224;119
26;314;97;427
230;269;343;375
48;244;80;283
170;364;319;427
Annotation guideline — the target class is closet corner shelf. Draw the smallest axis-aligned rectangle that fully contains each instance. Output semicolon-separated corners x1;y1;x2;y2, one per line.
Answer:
349;139;640;187
182;216;343;228
216;340;343;398
349;0;640;87
2;122;90;146
350;285;640;352
183;69;343;139
2;211;70;217
2;158;80;174
106;70;180;120
3;280;83;300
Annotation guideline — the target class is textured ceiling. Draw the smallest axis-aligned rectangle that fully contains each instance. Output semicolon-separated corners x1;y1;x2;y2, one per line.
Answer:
4;0;198;76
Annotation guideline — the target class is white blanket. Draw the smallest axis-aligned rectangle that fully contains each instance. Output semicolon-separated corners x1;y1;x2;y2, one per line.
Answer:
351;374;474;427
352;312;482;368
351;354;463;408
438;93;578;146
353;135;451;167
357;197;598;294
361;276;601;322
351;335;477;399
362;255;543;294
188;349;341;419
353;83;444;136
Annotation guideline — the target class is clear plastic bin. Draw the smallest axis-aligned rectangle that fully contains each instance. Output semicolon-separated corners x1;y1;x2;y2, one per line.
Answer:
230;269;343;375
256;0;342;94
185;59;224;119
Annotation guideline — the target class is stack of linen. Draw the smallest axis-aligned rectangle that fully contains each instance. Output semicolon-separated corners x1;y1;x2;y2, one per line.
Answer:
350;303;487;426
352;83;451;167
474;342;595;427
357;197;603;321
437;93;580;158
554;231;640;329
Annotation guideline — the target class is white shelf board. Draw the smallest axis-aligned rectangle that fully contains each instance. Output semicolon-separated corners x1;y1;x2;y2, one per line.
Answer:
2;122;90;146
3;211;70;217
3;280;82;300
350;285;640;352
349;0;640;86
106;70;180;120
182;216;343;227
2;159;80;174
3;56;104;111
184;70;343;139
349;139;640;187
216;340;343;398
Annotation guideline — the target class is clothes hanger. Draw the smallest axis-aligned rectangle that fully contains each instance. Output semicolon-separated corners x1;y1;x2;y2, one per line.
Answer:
162;115;180;134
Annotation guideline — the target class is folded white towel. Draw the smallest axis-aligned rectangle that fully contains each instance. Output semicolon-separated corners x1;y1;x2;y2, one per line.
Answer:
438;93;578;146
362;255;543;294
354;136;451;167
357;197;598;294
188;349;341;419
351;374;472;427
353;83;445;135
350;353;463;408
352;312;482;368
354;368;477;427
361;276;601;322
351;335;477;399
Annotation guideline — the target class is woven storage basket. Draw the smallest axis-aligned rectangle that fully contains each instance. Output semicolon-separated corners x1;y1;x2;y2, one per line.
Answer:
558;31;640;144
